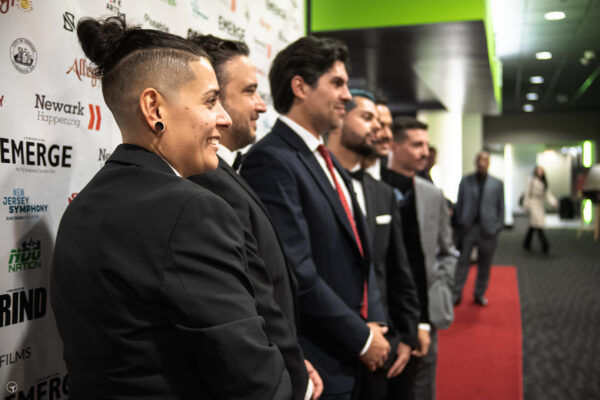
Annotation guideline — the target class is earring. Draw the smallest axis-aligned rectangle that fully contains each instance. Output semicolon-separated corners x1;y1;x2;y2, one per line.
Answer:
154;121;165;132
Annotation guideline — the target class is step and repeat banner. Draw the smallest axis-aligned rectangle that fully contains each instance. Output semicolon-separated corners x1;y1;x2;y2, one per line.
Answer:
0;0;304;397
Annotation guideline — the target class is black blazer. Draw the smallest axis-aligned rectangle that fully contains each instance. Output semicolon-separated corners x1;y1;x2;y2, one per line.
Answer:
361;173;420;348
189;157;308;400
240;119;385;395
51;144;291;399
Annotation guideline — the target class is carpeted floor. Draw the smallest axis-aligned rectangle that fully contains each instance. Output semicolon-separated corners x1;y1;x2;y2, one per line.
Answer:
494;216;600;400
437;266;523;400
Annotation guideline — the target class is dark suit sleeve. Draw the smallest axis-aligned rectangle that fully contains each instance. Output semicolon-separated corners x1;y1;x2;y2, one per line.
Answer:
494;180;505;234
190;172;308;400
367;265;387;324
241;150;371;356
386;202;420;348
161;192;292;400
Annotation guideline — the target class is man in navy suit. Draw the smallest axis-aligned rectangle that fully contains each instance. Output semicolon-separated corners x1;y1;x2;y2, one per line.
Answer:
187;34;321;400
241;36;390;399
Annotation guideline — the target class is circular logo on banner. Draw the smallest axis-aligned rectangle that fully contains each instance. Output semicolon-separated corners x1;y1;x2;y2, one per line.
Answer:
10;38;37;74
6;381;19;393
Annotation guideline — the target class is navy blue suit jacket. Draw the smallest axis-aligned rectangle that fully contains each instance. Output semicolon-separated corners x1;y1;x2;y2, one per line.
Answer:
241;119;385;395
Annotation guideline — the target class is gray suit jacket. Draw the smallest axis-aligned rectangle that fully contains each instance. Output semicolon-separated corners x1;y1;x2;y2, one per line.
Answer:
414;177;458;329
455;173;505;237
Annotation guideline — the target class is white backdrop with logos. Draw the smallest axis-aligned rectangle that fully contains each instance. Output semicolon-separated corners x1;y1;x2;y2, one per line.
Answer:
0;0;305;396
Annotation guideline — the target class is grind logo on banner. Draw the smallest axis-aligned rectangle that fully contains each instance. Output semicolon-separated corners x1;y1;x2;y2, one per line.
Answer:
2;188;47;221
3;372;69;400
10;38;37;74
218;15;244;40
8;238;41;273
144;13;169;32
0;286;47;328
33;93;102;131
106;0;122;14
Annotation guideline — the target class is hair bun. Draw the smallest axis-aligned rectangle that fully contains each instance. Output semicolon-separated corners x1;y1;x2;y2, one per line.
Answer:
77;15;128;76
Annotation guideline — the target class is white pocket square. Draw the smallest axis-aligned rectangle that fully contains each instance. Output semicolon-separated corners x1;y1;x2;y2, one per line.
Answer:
375;214;392;224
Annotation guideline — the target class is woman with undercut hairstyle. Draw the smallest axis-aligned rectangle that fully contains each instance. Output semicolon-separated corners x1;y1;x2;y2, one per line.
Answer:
50;15;292;399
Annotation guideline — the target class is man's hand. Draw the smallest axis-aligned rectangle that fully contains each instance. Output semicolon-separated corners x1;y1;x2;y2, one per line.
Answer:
411;328;431;357
359;323;390;371
304;359;323;400
387;342;411;378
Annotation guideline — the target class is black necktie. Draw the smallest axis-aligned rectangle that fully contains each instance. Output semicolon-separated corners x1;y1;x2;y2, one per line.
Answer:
232;151;243;171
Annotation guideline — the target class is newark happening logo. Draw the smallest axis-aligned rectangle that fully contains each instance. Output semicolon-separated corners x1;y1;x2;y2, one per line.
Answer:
34;93;102;131
8;237;41;273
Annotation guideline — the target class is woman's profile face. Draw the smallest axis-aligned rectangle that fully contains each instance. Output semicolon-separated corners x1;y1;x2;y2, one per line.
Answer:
160;57;232;177
535;166;544;178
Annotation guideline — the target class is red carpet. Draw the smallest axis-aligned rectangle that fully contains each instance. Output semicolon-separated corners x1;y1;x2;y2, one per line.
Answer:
437;266;523;400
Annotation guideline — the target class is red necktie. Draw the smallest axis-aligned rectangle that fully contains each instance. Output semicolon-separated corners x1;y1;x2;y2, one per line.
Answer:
316;145;368;319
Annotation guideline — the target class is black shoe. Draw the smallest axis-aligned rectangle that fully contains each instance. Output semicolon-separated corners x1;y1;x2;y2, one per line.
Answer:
474;296;488;307
522;242;531;251
454;296;462;306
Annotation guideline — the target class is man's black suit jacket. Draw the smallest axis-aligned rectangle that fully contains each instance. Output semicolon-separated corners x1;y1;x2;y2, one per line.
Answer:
361;173;420;348
240;119;385;395
189;157;308;399
51;144;291;399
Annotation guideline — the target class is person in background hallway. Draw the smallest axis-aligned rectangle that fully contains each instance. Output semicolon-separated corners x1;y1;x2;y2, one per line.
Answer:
522;165;557;254
327;90;420;400
381;117;458;400
417;145;436;183
453;151;505;307
241;36;390;400
187;34;322;400
51;16;292;399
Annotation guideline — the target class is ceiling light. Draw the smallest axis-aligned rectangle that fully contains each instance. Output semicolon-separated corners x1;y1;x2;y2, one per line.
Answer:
526;93;539;101
536;51;552;60
580;57;590;66
523;104;534;112
583;50;596;60
530;76;544;84
544;11;566;20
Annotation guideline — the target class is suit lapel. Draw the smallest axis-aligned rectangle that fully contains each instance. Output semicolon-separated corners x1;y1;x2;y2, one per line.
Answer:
362;175;377;237
414;177;429;255
218;156;301;310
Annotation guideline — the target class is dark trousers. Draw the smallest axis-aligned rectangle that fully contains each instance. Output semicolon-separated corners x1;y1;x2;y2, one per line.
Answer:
523;227;549;253
453;224;498;301
386;329;438;400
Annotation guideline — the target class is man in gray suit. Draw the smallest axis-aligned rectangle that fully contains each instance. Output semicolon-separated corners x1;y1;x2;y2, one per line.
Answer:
381;117;458;400
452;151;505;306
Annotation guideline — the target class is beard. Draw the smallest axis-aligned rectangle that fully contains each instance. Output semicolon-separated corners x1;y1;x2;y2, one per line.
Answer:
229;118;256;150
341;129;376;158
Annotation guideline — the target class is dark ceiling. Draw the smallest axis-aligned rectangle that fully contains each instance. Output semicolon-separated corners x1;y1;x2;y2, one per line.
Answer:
500;0;600;114
311;0;600;116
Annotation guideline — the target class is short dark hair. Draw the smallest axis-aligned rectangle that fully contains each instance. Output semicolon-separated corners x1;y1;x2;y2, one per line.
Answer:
345;88;375;112
77;15;207;124
269;36;349;114
187;34;249;92
374;93;389;106
391;116;428;143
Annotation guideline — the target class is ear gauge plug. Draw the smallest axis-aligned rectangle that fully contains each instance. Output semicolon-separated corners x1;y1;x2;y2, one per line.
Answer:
154;121;165;132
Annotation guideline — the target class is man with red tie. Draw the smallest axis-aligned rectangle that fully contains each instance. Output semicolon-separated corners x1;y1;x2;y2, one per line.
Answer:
241;36;389;400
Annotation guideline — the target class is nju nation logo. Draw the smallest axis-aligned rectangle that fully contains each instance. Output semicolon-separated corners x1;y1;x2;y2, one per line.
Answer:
10;38;37;74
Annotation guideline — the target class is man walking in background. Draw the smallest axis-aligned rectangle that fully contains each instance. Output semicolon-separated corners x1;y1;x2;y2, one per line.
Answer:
452;150;505;307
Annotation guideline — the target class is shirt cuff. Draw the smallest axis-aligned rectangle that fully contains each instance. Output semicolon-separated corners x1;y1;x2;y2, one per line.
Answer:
304;377;314;400
418;323;431;332
359;330;374;356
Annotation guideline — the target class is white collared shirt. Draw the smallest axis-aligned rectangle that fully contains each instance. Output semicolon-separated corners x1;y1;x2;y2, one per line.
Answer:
217;144;237;168
365;158;381;181
279;116;354;217
349;163;367;217
161;158;182;177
